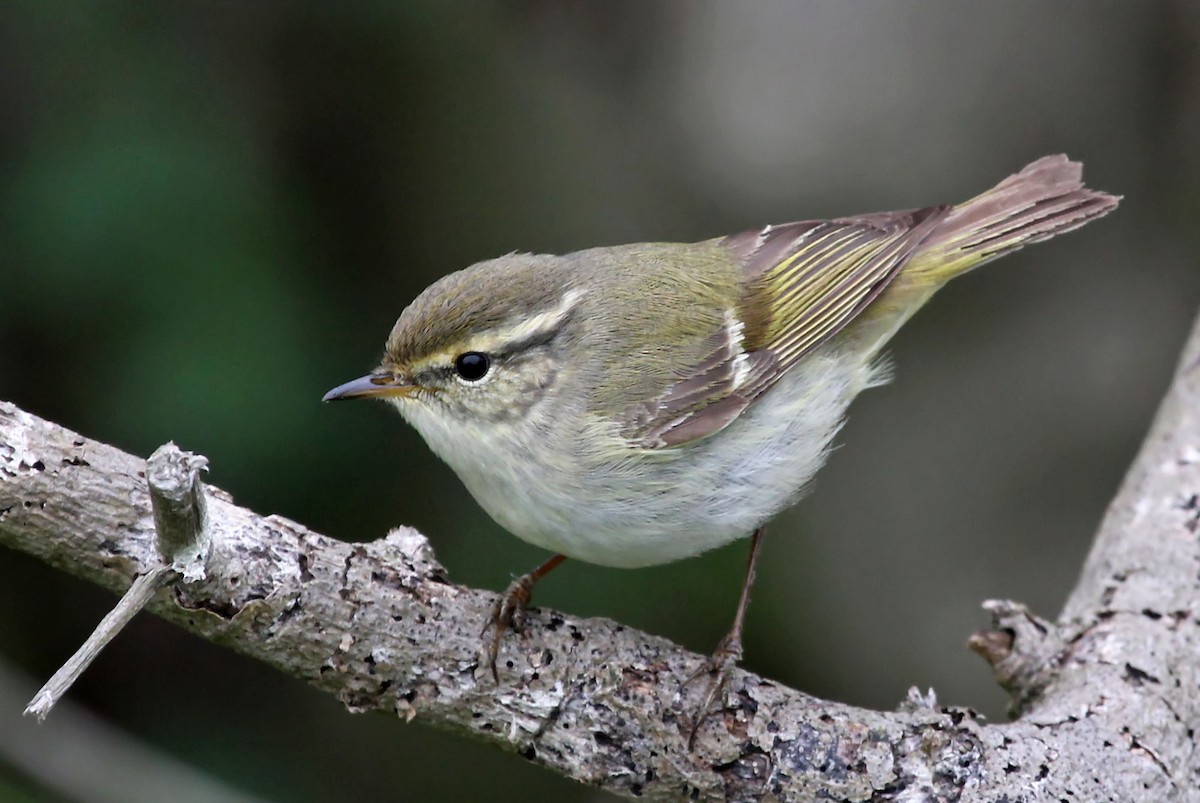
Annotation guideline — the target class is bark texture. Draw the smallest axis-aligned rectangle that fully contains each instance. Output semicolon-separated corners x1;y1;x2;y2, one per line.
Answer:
2;313;1199;801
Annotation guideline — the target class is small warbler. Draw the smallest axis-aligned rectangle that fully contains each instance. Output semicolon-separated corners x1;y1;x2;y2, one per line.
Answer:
325;155;1117;731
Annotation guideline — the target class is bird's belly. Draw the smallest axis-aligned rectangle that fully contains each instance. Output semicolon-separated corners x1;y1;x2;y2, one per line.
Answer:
407;352;875;569
470;355;873;567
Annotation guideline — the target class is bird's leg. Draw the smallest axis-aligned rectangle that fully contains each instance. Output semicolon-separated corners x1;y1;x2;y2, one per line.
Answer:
686;526;765;748
482;553;567;681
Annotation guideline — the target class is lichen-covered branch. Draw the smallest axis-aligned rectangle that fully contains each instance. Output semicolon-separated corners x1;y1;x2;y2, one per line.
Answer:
23;443;210;720
2;313;1198;801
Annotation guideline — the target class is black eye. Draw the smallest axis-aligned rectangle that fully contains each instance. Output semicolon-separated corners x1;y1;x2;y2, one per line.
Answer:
453;352;491;382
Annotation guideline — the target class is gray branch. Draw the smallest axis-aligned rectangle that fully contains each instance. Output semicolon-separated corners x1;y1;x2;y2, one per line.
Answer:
22;442;210;720
2;313;1199;800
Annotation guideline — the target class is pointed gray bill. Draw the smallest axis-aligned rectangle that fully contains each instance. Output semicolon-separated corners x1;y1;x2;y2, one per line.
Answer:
322;375;418;402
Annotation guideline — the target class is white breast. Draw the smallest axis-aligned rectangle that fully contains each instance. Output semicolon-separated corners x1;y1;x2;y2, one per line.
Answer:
399;347;882;568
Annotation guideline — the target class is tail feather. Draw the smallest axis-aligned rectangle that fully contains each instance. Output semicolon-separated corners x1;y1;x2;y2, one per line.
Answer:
846;155;1118;356
915;154;1120;280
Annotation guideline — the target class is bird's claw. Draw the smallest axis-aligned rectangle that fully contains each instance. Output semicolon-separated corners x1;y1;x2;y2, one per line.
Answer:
481;573;536;681
683;634;744;749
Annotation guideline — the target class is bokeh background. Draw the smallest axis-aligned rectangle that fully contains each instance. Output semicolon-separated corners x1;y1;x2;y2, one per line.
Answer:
1;2;1198;801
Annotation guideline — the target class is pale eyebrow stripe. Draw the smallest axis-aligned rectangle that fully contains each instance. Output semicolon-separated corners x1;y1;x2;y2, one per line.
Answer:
485;288;584;353
410;288;584;369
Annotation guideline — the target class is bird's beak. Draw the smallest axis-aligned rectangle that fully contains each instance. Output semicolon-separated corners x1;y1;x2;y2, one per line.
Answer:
322;374;420;402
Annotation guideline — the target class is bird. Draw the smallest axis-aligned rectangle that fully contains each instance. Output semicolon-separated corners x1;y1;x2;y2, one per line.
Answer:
323;154;1118;736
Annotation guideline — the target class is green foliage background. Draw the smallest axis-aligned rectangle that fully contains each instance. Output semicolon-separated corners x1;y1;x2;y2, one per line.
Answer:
1;2;1197;800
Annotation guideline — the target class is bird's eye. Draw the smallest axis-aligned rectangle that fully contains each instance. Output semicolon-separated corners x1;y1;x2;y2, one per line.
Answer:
453;352;491;382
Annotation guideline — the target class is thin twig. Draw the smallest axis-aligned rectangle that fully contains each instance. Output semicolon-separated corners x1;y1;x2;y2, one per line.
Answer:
22;442;209;720
2;655;266;802
23;567;171;720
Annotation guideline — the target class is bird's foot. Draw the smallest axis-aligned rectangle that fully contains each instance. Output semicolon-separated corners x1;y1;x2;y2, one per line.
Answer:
480;572;537;682
683;632;744;749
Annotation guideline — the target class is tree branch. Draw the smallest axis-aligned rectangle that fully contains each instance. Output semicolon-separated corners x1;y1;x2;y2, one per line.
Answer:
2;313;1198;800
23;443;209;720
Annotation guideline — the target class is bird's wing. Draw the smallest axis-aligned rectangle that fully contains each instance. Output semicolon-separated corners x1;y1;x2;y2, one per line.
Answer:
623;206;948;448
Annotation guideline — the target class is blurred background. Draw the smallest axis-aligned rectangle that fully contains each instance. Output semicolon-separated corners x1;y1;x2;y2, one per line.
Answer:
1;1;1197;800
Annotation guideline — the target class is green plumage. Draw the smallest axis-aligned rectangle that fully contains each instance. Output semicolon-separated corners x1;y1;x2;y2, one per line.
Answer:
378;154;1117;452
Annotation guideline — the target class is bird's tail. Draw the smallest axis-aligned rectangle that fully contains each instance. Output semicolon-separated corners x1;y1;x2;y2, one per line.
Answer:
846;155;1118;357
909;154;1120;283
